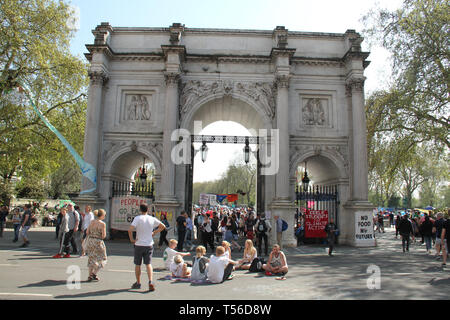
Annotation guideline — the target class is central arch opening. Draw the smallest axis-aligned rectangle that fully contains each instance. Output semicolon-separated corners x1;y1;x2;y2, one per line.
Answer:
184;95;269;217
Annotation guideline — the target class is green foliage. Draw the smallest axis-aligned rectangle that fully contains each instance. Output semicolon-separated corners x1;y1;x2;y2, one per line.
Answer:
364;0;449;208
0;0;88;203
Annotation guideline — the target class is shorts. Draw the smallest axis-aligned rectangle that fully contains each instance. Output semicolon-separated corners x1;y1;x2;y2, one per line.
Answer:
21;226;31;239
232;233;239;241
134;245;153;265
436;238;442;245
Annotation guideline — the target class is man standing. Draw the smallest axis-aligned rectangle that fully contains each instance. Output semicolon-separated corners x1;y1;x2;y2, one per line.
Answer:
441;216;449;267
255;213;271;257
433;213;445;260
20;204;33;247
185;212;194;251
398;214;413;253
324;218;338;256
81;205;95;256
128;204;165;292
274;215;283;250
176;211;188;252
65;204;80;255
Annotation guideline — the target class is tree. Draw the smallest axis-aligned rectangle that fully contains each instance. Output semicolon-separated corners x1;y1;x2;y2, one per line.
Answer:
0;0;88;204
363;0;449;149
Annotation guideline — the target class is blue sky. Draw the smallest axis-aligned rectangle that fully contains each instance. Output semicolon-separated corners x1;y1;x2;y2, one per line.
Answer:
68;0;403;182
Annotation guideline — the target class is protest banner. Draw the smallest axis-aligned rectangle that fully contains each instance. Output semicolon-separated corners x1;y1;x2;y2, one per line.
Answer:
304;210;328;238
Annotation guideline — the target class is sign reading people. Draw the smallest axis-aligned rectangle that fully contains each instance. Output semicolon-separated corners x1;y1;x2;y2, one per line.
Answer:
355;211;375;246
304;210;328;238
111;196;173;231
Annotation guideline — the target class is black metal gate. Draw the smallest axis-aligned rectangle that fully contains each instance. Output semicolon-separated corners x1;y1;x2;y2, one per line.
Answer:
111;180;155;199
295;185;339;243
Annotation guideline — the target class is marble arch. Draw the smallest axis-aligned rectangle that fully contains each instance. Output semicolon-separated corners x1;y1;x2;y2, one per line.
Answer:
76;23;375;247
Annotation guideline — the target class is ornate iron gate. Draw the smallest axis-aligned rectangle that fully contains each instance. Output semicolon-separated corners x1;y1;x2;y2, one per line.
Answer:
295;185;339;243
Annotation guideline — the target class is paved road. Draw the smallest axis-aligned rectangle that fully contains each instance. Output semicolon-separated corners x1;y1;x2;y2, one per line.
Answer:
0;226;448;300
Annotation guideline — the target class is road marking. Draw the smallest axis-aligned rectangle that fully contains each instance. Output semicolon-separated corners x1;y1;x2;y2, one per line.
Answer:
0;293;53;297
107;269;135;273
0;264;19;267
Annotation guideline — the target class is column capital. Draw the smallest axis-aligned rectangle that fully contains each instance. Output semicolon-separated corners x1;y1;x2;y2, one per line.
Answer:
88;70;109;86
345;76;365;94
164;72;181;86
275;74;291;89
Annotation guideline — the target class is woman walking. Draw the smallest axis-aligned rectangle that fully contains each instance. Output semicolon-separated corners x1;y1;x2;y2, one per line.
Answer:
84;209;108;282
12;208;22;243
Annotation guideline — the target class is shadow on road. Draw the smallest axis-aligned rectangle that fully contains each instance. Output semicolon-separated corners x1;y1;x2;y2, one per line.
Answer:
54;288;147;299
19;280;90;288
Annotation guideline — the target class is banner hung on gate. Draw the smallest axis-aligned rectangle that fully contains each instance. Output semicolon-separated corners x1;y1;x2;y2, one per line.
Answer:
304;210;328;238
111;196;152;231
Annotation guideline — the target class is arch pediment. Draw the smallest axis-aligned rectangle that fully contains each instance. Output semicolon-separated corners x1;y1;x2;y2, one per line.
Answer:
179;79;275;130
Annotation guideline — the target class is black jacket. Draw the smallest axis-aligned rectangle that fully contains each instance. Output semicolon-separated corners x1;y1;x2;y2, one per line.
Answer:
420;219;433;237
398;218;413;235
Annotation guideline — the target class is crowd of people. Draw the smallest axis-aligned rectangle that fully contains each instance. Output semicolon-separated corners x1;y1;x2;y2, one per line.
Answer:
375;210;449;267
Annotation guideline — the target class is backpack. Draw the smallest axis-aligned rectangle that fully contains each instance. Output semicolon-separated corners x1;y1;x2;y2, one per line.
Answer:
249;257;265;273
281;219;288;232
258;219;267;233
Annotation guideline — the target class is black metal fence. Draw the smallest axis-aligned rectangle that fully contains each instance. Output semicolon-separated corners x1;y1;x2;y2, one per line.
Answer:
295;184;339;243
111;180;154;200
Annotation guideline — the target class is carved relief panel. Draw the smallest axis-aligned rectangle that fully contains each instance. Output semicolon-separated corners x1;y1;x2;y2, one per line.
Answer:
115;88;159;129
297;91;336;131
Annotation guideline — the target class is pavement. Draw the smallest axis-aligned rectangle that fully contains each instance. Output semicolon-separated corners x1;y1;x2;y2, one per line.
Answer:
0;226;448;300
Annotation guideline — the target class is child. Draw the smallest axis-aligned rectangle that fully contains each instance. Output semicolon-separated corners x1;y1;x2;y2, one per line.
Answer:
206;246;237;284
163;239;191;270
191;245;209;281
221;241;232;259
235;239;257;270
170;255;191;278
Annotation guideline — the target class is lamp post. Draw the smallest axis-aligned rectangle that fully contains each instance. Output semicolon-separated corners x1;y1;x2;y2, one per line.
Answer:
243;137;250;164
302;161;310;191
140;157;147;181
201;140;208;163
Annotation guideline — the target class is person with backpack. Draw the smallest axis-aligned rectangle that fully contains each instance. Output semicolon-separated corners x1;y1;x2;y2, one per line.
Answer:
191;245;209;281
255;213;271;257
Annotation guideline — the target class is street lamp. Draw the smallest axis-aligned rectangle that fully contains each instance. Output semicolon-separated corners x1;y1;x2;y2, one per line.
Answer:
140;157;147;181
201;141;208;163
243;138;250;164
302;161;310;191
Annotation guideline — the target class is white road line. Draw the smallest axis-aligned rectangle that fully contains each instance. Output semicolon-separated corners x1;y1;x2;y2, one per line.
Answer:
0;293;53;297
107;269;135;273
0;264;19;267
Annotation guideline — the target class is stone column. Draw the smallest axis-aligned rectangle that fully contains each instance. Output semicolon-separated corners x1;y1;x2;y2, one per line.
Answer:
346;77;369;202
81;70;108;193
275;75;291;200
159;72;180;203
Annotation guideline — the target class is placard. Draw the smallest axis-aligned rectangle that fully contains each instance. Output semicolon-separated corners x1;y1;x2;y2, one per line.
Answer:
304;210;328;238
110;196;152;231
355;211;375;246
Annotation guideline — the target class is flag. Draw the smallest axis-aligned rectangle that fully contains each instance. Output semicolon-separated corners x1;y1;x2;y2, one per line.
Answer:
216;195;228;203
227;194;238;202
18;82;97;194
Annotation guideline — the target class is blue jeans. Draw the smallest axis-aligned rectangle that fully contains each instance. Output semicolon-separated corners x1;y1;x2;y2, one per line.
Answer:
13;224;20;241
424;236;432;251
185;229;193;247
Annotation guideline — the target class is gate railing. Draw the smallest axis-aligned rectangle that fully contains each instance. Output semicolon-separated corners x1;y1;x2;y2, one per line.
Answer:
112;180;154;200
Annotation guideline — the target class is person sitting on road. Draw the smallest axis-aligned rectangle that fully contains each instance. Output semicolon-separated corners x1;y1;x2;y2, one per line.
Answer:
170;254;191;278
163;239;191;270
191;245;209;281
221;240;232;259
235;239;257;270
206;246;238;284
262;244;288;280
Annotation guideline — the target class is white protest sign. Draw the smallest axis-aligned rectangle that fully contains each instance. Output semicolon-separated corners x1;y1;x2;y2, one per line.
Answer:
355;211;376;246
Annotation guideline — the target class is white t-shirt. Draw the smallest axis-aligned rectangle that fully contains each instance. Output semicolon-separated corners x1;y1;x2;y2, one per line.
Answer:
131;214;161;247
206;254;229;284
170;260;184;277
82;212;95;231
164;247;178;270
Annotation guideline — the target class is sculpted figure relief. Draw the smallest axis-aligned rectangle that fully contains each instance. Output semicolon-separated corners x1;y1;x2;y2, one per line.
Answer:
303;98;326;126
126;95;151;121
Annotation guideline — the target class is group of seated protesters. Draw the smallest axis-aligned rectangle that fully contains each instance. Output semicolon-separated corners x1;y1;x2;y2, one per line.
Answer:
163;238;288;282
